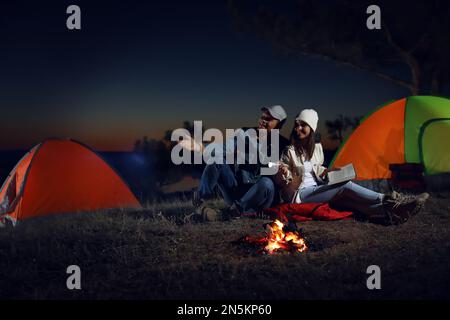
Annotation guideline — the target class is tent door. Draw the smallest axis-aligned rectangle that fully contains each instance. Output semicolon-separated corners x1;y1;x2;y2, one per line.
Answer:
0;173;17;214
419;118;450;175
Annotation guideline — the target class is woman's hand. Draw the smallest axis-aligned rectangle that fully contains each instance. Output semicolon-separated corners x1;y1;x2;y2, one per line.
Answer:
320;167;340;179
279;164;289;176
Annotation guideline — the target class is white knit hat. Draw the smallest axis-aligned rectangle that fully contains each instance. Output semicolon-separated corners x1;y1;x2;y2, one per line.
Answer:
296;109;319;132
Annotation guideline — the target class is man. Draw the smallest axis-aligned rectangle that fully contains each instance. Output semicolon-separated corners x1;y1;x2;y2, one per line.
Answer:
183;105;290;221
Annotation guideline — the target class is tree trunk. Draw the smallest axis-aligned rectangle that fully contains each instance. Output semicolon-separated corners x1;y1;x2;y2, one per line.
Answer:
431;70;441;95
338;129;343;144
383;25;424;96
407;56;422;95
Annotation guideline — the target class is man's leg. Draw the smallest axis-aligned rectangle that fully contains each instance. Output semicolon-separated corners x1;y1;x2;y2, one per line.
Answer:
198;164;238;205
237;177;275;213
189;164;239;222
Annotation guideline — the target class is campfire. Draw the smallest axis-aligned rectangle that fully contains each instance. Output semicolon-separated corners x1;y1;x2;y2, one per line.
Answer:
242;219;308;254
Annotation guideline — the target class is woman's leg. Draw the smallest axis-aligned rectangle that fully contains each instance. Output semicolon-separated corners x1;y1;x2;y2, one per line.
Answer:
300;181;386;219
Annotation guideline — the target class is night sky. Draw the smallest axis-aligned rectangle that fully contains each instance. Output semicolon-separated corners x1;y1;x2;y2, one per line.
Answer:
0;0;426;151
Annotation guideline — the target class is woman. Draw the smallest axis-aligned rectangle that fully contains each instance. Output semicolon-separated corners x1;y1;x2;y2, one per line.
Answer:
276;109;429;224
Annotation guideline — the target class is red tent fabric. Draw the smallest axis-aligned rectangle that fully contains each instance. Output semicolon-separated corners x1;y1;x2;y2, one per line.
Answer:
263;203;353;222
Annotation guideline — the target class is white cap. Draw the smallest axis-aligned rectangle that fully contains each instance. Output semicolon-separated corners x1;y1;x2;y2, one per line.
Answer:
296;109;319;132
261;105;287;122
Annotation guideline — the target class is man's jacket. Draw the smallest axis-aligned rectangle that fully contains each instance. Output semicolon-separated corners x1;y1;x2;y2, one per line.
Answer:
234;127;289;185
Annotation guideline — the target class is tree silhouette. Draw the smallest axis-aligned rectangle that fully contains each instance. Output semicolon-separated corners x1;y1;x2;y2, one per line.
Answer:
228;0;450;95
325;115;362;144
164;121;195;144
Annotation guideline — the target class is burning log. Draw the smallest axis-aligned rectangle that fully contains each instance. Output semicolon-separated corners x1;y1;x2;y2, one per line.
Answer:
241;219;307;254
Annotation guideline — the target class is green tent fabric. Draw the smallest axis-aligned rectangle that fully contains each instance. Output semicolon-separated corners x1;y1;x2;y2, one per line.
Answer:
420;118;450;175
405;96;450;167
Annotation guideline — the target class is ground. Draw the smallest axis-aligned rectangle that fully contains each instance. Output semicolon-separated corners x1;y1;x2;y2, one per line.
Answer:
0;192;449;300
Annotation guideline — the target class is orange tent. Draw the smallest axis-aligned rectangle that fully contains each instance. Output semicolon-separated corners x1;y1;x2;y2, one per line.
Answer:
0;139;142;224
330;96;450;179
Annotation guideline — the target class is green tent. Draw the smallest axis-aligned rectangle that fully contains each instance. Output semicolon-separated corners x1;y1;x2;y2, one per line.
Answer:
332;96;450;179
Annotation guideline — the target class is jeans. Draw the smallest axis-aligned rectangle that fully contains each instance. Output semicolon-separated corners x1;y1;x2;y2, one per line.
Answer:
198;164;275;212
299;181;386;219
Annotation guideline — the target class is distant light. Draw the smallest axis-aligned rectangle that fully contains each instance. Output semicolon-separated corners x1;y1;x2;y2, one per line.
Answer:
131;153;146;166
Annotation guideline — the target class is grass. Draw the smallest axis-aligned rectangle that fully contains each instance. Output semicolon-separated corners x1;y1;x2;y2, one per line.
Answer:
0;193;449;300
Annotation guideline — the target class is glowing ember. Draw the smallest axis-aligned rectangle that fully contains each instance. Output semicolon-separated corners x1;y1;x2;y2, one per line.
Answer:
264;219;307;254
242;219;307;254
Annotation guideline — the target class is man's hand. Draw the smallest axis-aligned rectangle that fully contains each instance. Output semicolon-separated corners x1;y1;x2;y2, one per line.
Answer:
178;135;204;153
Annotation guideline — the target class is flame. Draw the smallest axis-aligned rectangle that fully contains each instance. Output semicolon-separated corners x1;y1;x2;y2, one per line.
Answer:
264;219;307;254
